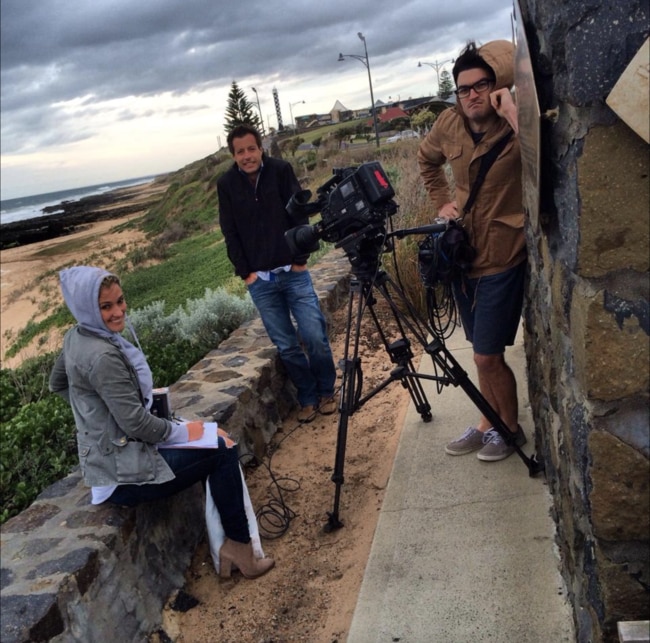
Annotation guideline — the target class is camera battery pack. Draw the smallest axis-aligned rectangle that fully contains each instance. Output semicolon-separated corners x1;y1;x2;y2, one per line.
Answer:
356;161;395;205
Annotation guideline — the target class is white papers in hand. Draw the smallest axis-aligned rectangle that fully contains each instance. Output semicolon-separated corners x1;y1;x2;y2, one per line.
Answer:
159;422;221;449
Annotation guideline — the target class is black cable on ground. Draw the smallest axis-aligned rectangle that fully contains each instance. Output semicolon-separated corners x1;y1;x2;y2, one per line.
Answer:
242;387;342;540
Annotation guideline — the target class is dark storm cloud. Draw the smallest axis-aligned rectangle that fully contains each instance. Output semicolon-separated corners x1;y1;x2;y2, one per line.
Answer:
1;0;512;154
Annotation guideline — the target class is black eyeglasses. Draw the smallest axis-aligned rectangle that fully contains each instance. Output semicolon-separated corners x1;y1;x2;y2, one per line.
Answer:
455;78;494;99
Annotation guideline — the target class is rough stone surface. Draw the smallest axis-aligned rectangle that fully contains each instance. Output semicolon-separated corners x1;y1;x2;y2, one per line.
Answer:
589;430;650;541
521;0;650;641
571;286;649;401
0;475;202;643
0;249;352;642
578;123;650;278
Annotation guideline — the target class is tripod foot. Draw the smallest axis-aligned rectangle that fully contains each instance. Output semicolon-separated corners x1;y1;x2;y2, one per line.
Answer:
527;453;545;477
324;513;344;533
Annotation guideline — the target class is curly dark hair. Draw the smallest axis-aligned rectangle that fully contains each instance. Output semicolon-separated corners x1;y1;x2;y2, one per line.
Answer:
452;41;495;85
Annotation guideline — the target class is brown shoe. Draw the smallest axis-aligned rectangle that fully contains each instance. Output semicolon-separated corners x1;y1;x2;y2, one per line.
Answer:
297;405;316;423
218;538;275;579
318;397;337;416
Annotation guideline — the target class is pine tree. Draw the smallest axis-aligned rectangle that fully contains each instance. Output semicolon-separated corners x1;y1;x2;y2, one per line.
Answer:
223;81;262;134
438;70;454;100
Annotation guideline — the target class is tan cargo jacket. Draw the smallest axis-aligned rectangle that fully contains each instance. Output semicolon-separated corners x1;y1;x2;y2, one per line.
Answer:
417;40;526;278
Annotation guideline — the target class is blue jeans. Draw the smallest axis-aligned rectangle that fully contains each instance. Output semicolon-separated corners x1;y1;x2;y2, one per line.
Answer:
248;269;336;408
108;438;250;543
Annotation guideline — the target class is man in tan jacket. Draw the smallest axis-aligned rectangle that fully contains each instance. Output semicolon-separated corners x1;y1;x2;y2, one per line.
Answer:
418;40;527;462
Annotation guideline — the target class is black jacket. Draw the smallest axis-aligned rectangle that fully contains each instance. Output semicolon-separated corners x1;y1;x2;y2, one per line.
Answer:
217;155;309;279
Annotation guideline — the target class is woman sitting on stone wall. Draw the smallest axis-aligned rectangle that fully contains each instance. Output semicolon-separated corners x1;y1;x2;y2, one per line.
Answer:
49;265;274;580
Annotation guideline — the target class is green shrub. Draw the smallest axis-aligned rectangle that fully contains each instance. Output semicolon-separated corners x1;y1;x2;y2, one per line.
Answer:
175;288;256;353
126;288;256;385
141;338;204;387
126;245;148;266
126;300;181;346
0;395;76;523
0;369;21;420
2;352;60;410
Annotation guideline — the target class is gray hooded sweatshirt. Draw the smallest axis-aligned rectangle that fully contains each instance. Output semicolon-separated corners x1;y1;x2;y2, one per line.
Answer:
50;266;187;493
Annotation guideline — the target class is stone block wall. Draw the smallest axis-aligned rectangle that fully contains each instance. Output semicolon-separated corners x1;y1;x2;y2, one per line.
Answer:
168;250;352;460
519;1;649;641
0;250;352;642
1;475;203;643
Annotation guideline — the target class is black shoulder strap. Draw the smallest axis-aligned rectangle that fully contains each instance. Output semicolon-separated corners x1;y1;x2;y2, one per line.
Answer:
462;130;514;216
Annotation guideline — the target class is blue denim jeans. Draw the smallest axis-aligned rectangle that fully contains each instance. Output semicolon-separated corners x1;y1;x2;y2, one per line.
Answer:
108;438;250;542
247;269;336;408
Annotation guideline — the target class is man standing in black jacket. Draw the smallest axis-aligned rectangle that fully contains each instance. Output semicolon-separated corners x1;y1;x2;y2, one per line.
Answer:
218;125;337;423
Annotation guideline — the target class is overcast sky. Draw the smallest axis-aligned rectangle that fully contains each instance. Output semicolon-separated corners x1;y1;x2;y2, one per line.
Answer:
0;0;514;200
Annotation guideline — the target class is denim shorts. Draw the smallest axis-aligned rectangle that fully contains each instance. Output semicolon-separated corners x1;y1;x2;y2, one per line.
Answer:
452;261;526;355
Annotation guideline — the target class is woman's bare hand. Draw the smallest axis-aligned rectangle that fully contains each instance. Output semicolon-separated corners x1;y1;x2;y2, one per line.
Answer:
186;421;205;441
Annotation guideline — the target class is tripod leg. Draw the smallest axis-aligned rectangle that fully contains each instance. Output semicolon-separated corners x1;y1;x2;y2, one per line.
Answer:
425;338;544;476
372;271;544;476
326;279;366;532
362;292;433;421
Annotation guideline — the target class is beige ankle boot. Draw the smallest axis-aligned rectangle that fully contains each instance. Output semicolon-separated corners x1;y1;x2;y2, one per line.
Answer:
218;538;275;579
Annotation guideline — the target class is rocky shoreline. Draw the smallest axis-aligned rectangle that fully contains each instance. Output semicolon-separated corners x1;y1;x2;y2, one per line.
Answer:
0;180;169;250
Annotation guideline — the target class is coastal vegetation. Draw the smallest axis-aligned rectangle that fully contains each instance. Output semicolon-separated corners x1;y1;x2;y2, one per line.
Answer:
1;125;436;524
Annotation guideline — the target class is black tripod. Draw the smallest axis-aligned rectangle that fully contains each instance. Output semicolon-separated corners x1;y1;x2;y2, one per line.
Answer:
325;226;544;533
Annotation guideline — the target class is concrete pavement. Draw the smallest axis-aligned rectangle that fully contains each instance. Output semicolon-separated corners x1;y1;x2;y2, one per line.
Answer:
347;326;576;642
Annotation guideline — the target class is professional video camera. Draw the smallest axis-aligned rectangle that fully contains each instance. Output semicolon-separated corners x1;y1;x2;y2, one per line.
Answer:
285;161;397;271
283;161;543;533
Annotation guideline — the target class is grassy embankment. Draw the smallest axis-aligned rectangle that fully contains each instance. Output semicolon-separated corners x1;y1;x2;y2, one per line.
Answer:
4;121;433;361
1;125;435;523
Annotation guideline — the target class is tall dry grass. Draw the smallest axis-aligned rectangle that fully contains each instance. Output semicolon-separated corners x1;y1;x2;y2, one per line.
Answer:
382;143;446;316
298;140;451;318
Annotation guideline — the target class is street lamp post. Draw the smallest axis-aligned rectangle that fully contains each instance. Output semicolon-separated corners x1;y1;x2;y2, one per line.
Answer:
251;87;266;136
418;59;452;94
289;100;305;133
338;32;380;148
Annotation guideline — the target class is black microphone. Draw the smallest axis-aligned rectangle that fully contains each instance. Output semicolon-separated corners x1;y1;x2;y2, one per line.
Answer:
389;221;449;239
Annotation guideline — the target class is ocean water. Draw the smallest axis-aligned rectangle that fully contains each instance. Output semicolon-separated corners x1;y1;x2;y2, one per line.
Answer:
0;175;160;225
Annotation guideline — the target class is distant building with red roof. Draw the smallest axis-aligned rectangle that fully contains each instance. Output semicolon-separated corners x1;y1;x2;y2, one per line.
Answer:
376;106;409;123
292;96;455;130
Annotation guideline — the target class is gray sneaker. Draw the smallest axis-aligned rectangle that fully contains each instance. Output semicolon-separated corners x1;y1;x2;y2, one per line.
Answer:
477;426;527;462
445;426;490;455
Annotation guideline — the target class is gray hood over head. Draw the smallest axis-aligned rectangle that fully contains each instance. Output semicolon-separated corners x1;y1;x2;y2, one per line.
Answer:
60;265;116;339
59;265;154;408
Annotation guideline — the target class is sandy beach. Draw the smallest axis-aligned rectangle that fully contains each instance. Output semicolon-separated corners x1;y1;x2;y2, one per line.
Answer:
0;181;166;368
